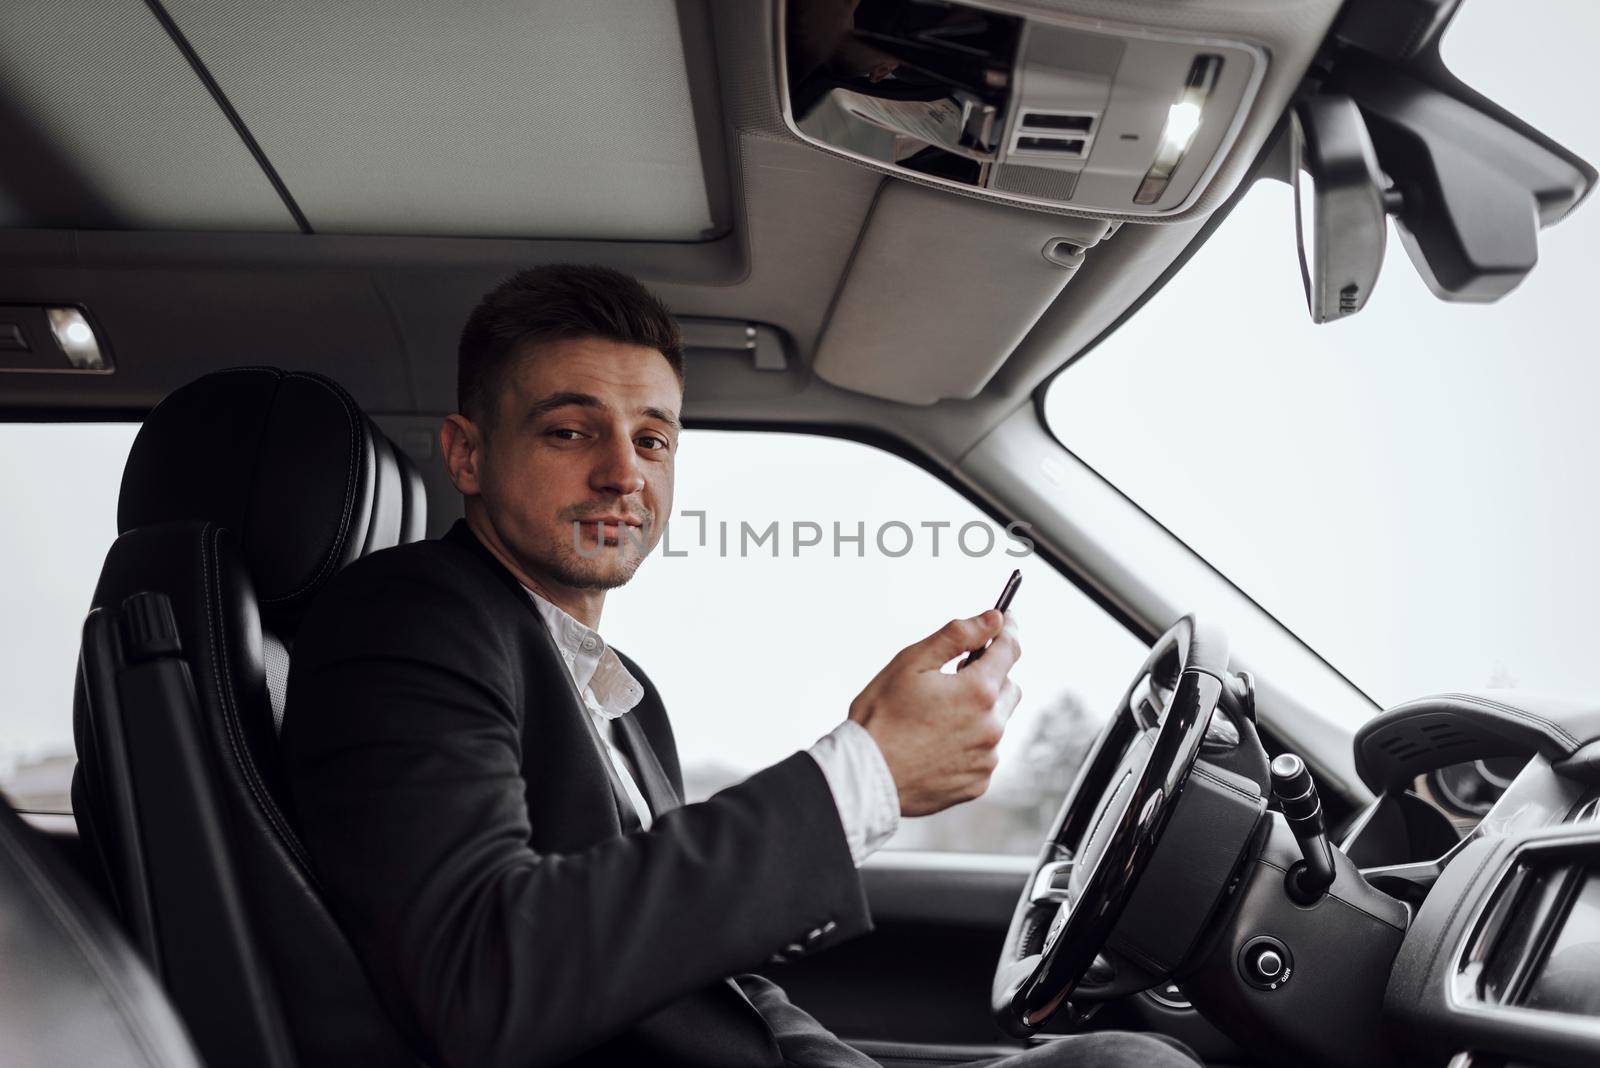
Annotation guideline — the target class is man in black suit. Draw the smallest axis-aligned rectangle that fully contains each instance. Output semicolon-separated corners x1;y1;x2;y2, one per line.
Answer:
282;266;1198;1067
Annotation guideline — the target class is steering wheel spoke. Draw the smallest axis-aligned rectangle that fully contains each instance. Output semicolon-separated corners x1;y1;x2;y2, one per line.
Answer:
1028;859;1073;906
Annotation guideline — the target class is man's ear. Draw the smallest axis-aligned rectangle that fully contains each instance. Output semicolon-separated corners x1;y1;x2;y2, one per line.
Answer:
440;414;485;497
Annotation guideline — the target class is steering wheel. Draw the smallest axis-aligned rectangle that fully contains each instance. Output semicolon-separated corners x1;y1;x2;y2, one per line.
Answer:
991;616;1230;1035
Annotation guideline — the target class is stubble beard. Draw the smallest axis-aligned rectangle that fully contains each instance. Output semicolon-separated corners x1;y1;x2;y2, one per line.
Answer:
537;519;653;590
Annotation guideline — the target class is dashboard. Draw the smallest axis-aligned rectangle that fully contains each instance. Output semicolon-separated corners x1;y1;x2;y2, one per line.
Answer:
1424;758;1531;826
1338;757;1533;879
1347;692;1600;1067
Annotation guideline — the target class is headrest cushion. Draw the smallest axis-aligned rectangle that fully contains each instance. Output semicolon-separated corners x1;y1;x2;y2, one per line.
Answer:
118;367;411;628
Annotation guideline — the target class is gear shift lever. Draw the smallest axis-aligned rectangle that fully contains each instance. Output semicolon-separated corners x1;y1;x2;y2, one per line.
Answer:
1270;753;1337;903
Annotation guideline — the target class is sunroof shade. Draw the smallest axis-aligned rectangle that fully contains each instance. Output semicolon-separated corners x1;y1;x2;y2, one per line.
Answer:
0;0;296;232
163;0;719;239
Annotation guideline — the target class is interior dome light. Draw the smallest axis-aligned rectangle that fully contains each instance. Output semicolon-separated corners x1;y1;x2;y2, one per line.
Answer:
46;307;108;371
1134;54;1223;205
1162;101;1204;152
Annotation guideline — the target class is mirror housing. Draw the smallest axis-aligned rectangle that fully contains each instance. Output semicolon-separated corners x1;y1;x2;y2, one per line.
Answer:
1337;65;1594;302
1292;95;1392;323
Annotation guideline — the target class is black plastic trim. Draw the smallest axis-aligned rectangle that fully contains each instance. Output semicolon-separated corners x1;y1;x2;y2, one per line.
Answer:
860;856;1029;930
674;0;737;242
0;408;146;423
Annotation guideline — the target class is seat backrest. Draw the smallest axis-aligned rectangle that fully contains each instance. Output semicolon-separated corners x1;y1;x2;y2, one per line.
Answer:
73;367;428;1067
0;796;201;1068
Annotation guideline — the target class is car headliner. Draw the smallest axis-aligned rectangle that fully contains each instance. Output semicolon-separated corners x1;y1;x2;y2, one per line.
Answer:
0;0;1344;436
0;0;1385;795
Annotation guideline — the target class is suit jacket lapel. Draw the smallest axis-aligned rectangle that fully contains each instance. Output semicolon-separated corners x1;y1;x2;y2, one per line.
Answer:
443;523;770;1031
445;520;640;834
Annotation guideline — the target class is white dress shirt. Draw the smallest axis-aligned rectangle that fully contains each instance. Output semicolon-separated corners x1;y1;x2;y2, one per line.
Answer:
521;587;899;864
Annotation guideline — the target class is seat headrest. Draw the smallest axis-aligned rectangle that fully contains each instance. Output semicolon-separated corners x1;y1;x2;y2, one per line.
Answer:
119;367;426;631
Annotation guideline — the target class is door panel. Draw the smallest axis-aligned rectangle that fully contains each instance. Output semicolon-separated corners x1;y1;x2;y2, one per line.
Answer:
763;852;1252;1064
32;820;1251;1060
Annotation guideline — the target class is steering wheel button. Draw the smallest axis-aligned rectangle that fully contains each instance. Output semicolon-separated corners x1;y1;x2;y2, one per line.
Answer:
1254;949;1284;979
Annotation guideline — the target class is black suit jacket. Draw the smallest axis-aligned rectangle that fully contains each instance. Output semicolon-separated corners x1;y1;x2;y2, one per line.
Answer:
282;520;874;1067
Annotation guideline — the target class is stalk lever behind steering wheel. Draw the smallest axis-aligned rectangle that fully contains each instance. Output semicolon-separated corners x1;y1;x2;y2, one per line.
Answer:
1269;753;1336;903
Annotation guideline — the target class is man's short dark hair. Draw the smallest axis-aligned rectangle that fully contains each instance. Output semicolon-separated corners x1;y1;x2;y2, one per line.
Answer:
457;264;683;426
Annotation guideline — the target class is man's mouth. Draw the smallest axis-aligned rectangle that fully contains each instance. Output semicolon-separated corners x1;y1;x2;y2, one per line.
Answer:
569;515;648;548
577;516;644;527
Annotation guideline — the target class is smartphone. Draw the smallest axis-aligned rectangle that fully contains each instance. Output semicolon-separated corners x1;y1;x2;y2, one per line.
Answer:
957;568;1022;671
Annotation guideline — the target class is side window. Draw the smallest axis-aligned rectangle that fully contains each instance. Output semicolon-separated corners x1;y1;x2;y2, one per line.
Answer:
603;429;1149;854
0;423;139;813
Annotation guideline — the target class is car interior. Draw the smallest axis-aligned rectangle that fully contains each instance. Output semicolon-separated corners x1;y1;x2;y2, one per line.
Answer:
2;1;1597;1066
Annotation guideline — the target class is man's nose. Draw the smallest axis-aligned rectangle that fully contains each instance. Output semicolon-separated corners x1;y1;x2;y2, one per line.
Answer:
590;432;646;497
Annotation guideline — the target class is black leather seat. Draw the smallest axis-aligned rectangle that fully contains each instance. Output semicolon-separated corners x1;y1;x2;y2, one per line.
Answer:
0;798;201;1067
72;367;428;1067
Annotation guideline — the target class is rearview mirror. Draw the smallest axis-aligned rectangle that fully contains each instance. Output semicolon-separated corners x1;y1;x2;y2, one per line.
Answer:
1291;96;1392;324
1335;65;1595;303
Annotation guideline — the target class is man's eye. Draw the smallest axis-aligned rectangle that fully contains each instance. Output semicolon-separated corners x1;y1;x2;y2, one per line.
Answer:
637;435;670;451
548;428;584;441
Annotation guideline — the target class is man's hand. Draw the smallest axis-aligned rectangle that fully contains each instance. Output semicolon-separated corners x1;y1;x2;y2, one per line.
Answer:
848;610;1022;817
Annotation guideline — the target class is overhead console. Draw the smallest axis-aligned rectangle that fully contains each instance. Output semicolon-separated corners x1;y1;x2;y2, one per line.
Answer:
781;0;1265;217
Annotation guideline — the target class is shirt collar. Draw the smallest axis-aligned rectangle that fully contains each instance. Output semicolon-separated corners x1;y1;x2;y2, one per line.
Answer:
521;586;644;721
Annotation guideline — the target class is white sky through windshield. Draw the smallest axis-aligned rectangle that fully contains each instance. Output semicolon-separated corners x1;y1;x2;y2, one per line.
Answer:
1046;0;1600;708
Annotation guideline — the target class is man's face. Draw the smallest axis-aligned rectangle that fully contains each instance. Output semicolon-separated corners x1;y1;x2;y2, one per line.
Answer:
466;336;681;590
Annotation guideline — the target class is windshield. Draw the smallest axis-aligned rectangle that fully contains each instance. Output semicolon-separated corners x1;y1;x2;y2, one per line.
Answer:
1044;0;1598;711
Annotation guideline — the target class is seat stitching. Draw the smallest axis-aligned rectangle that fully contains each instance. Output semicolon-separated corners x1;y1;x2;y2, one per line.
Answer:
256;372;360;604
1190;763;1259;802
1432;693;1580;750
149;367;357;608
0;820;172;1066
209;525;318;878
205;524;286;847
192;366;281;379
257;372;362;606
204;525;319;881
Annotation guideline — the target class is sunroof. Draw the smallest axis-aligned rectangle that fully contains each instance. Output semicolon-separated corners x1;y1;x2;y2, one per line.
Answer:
0;1;722;241
164;0;720;239
0;2;297;232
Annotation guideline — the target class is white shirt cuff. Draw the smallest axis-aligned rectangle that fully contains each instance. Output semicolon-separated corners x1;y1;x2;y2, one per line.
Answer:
806;719;900;867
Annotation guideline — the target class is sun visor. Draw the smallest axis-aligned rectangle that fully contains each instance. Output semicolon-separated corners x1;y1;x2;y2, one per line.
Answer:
812;181;1108;405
